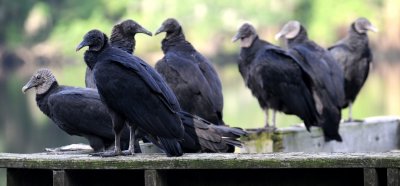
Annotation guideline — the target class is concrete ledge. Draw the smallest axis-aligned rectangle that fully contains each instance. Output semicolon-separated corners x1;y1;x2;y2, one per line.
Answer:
242;116;400;153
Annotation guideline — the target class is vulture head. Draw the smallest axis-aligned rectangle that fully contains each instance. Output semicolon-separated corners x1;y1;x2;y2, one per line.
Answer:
155;18;182;36
22;68;56;95
76;29;108;52
232;23;258;48
275;20;302;40
354;17;378;34
112;19;152;37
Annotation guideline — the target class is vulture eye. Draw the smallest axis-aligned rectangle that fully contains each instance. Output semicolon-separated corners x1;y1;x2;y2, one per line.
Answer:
36;75;41;79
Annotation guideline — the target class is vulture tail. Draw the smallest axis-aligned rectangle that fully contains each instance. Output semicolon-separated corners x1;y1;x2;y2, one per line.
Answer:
159;138;184;157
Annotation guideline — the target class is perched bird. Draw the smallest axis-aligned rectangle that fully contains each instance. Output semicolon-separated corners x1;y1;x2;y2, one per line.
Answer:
22;69;131;152
154;18;225;126
85;20;152;88
105;19;246;153
232;23;319;131
23;69;243;154
328;17;377;122
275;21;345;142
77;29;186;157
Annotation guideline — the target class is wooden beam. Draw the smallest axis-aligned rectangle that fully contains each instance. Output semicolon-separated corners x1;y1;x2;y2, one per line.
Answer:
388;168;399;186
145;170;166;186
364;168;378;186
53;170;70;186
2;153;400;170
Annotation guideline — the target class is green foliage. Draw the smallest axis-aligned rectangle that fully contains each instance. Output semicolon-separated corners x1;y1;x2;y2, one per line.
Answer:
307;0;379;45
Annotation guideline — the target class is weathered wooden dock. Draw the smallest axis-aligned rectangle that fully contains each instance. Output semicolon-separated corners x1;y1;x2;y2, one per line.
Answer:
1;152;400;186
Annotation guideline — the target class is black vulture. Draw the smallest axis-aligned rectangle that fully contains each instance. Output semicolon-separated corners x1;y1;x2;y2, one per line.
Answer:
22;68;131;152
275;21;345;142
154;18;225;126
23;35;244;154
328;17;377;121
85;20;152;88
105;19;245;153
77;29;187;157
232;23;319;131
79;29;246;154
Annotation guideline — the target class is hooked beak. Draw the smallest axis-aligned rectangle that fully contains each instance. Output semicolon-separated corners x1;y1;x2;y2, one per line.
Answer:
366;24;378;32
137;27;153;36
76;40;88;52
155;25;166;35
22;79;34;93
231;32;241;42
274;31;285;41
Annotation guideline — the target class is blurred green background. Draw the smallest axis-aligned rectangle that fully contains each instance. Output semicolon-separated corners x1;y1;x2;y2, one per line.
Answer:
1;0;399;153
1;0;400;184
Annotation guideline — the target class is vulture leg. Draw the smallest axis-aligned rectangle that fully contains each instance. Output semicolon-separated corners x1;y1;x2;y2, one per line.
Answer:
122;124;137;156
93;109;124;157
272;110;277;130
263;109;270;128
346;101;363;122
347;101;353;122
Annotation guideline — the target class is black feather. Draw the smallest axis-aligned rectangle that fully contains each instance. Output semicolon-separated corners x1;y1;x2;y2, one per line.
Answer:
155;18;225;126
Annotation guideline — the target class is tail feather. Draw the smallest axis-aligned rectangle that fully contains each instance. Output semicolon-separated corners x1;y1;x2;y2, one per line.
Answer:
222;138;243;148
178;111;246;153
158;138;183;157
320;106;342;142
208;125;248;138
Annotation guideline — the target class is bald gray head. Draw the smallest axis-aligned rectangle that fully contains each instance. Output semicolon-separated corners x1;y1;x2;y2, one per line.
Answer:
275;20;301;40
232;23;258;48
111;19;152;38
155;18;182;36
354;17;378;34
22;69;57;95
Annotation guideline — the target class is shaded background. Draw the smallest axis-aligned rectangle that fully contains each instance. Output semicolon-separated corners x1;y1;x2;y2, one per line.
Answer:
0;0;399;154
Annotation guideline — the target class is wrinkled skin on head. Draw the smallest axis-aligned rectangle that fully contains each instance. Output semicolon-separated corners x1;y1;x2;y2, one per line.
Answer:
22;68;57;95
155;18;182;36
354;17;378;34
112;19;152;37
275;20;301;40
76;29;107;52
232;23;258;48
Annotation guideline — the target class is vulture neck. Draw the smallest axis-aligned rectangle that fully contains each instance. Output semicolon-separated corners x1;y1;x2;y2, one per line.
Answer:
84;42;110;70
287;26;309;46
84;51;98;70
162;28;194;53
239;36;270;77
110;32;135;54
35;81;59;117
240;36;270;64
346;23;369;49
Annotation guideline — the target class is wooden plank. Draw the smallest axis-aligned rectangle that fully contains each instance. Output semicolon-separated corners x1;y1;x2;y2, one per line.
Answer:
6;169;17;186
388;168;399;186
145;170;165;186
53;170;69;186
1;153;400;170
364;168;378;186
